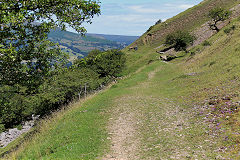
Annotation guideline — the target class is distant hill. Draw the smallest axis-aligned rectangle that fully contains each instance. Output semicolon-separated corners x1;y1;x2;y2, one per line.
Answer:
86;33;139;46
48;28;139;60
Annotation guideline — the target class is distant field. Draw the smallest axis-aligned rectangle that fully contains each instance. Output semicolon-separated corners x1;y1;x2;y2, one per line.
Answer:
48;29;139;60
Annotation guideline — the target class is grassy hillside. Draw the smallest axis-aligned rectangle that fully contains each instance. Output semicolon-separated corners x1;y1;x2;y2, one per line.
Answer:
2;0;240;159
131;0;239;48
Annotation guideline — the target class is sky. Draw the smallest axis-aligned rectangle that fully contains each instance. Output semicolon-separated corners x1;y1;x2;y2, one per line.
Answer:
71;0;203;36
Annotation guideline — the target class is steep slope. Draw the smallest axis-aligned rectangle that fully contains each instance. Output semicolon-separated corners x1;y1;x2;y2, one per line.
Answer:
130;0;239;48
2;0;240;159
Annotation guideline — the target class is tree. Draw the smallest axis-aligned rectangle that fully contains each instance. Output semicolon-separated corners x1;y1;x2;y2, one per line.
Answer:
155;19;162;25
165;31;196;51
0;0;100;93
208;7;231;32
87;49;102;59
74;49;126;78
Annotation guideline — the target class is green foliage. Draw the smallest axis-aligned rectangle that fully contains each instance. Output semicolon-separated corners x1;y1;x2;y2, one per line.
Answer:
0;0;100;92
165;31;196;51
0;68;101;128
0;123;4;133
0;0;101;130
87;49;102;59
224;28;232;34
208;7;232;32
0;85;38;128
202;40;211;46
35;68;101;115
0;49;126;129
224;25;236;34
75;49;126;78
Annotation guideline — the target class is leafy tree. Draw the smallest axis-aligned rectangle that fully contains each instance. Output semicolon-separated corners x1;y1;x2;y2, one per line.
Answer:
0;0;100;92
94;50;126;78
0;67;102;128
75;49;126;78
87;49;102;59
208;7;232;32
165;31;196;51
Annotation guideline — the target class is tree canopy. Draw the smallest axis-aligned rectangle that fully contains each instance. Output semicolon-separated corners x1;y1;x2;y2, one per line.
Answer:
208;7;231;32
0;0;100;92
165;31;196;51
74;49;126;78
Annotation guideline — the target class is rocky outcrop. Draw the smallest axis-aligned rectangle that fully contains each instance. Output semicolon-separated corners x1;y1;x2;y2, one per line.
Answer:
0;115;39;148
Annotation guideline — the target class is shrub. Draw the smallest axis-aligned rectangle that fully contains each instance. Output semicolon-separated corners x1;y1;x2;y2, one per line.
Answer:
0;68;102;127
0;123;5;132
190;51;196;56
165;31;196;51
202;40;211;46
0;86;34;128
224;25;236;34
155;19;162;25
224;28;232;34
35;68;101;115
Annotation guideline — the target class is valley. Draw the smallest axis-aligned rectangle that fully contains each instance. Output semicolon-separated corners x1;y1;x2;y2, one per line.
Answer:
1;0;240;159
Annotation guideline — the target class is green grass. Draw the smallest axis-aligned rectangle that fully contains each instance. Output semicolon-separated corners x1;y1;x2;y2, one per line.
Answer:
3;1;240;159
10;99;110;159
10;24;240;156
124;16;240;159
132;0;239;48
5;60;160;159
0;129;35;157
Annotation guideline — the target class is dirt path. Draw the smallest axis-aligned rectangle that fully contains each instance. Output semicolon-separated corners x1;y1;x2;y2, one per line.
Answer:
102;67;161;160
102;65;220;160
102;96;140;160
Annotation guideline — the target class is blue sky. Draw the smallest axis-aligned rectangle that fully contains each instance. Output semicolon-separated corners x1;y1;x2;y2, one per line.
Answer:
75;0;203;36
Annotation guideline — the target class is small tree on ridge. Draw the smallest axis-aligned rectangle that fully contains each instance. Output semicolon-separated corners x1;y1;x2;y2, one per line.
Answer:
208;7;232;32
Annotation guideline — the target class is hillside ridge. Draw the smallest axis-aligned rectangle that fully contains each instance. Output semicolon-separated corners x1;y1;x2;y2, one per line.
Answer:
131;0;239;48
2;0;240;159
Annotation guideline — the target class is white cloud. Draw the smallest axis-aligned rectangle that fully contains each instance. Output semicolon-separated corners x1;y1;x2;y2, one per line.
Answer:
103;14;154;23
81;0;202;35
128;5;167;14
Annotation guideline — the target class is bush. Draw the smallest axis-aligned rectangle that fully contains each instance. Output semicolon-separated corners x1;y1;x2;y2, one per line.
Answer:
202;40;211;46
165;31;196;51
155;19;162;25
0;68;101;127
224;28;232;34
0;123;5;132
35;68;101;115
0;86;34;128
224;25;236;34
